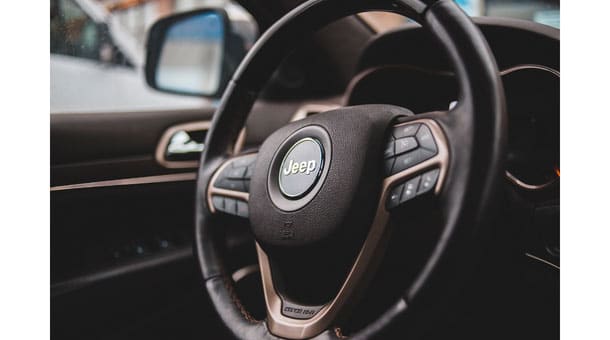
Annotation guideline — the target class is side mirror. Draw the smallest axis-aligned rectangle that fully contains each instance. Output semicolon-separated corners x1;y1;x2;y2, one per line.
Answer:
145;9;238;97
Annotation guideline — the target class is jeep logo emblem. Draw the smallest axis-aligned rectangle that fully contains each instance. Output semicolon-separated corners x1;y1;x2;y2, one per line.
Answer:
278;138;324;198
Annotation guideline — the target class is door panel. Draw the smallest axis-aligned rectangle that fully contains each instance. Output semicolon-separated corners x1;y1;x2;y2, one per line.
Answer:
51;107;214;338
50;95;314;338
51;108;215;186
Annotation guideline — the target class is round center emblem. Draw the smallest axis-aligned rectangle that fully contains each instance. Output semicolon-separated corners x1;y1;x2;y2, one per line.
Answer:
278;138;324;198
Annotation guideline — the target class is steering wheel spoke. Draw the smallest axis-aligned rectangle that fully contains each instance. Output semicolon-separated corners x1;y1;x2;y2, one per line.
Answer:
208;153;258;218
250;115;451;339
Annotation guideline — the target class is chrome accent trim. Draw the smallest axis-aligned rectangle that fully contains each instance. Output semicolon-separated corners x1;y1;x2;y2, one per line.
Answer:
232;264;260;283
290;104;340;122
500;64;560;190
499;63;560;77
156;121;247;169
505;171;558;191
525;253;559;270
50;172;197;192
257;119;449;339
234;128;247;154
155;121;211;169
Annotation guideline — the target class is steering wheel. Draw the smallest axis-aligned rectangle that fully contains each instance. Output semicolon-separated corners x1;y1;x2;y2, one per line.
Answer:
195;0;506;338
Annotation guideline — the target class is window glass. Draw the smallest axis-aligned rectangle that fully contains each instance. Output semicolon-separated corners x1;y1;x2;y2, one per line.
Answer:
50;0;257;114
361;0;559;33
51;0;102;61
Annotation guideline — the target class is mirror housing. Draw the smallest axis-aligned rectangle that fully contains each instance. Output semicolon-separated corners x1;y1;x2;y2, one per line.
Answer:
145;9;238;97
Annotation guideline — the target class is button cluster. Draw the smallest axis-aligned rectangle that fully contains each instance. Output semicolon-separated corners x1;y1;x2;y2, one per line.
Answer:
213;154;257;192
384;123;438;176
386;168;440;209
211;154;257;218
212;195;249;217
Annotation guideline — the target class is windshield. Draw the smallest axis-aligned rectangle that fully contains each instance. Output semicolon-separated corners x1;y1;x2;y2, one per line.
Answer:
361;0;559;32
50;0;557;114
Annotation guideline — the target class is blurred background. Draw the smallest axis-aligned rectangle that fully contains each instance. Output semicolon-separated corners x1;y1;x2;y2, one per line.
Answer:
50;0;558;113
50;0;257;113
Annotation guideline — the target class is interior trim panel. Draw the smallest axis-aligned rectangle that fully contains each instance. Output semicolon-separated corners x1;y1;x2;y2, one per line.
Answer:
50;172;197;192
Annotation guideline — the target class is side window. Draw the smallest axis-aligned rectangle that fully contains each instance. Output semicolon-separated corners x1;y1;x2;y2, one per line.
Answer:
50;0;257;113
51;0;101;61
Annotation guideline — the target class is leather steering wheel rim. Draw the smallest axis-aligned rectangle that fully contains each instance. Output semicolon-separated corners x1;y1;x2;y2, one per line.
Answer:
194;0;506;339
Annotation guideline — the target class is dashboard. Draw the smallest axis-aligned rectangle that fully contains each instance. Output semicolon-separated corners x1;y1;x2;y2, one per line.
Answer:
344;62;559;194
343;18;559;199
280;18;560;276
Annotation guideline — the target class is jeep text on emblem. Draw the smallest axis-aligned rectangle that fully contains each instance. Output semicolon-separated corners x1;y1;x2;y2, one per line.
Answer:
278;138;324;198
282;159;317;176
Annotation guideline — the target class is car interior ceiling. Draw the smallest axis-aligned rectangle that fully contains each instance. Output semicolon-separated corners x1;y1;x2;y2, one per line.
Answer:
51;1;558;339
